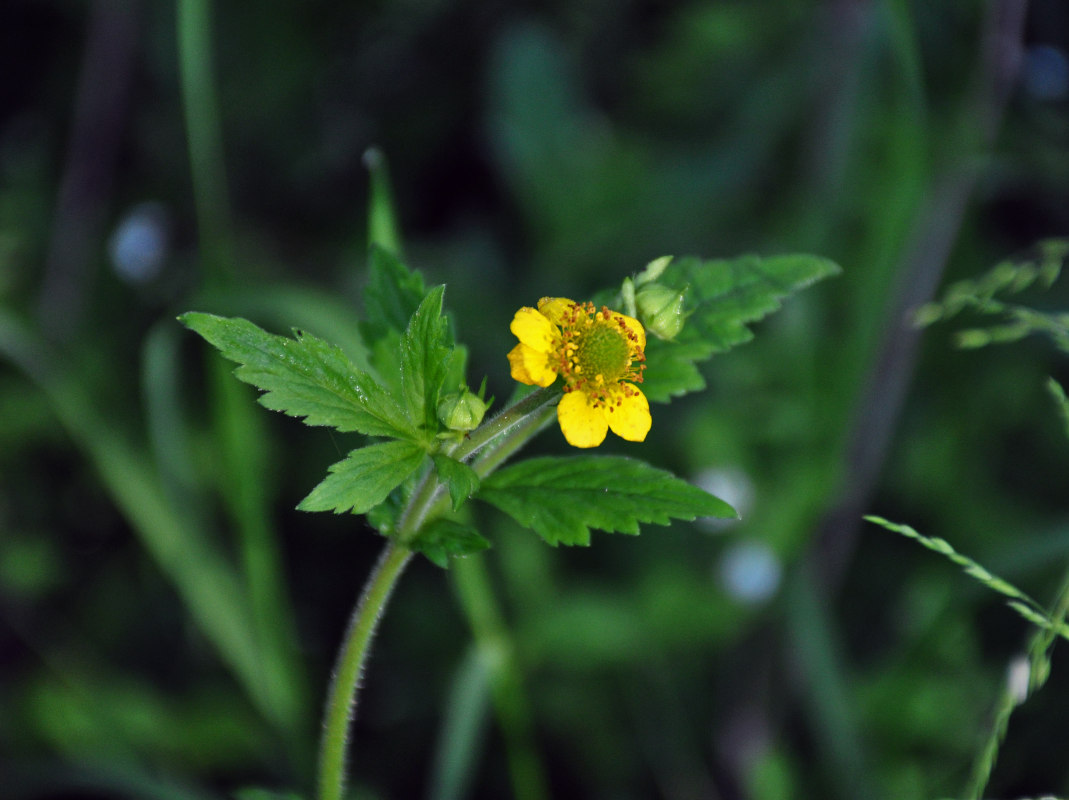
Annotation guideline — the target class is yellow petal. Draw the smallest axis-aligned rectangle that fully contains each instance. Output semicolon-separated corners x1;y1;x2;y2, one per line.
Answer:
536;297;576;326
611;310;646;351
557;391;608;448
606;386;651;442
508;343;557;387
510;307;558;352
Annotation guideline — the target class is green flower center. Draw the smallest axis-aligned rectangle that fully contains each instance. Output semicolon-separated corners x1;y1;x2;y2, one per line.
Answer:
575;322;630;383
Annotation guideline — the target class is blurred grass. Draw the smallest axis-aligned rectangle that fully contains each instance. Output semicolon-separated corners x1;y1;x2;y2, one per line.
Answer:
2;0;1069;798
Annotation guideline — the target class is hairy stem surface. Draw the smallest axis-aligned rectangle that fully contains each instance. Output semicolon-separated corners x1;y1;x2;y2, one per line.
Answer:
318;542;414;800
317;385;560;798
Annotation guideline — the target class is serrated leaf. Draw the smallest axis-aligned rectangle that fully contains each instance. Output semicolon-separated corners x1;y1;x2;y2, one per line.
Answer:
410;518;490;568
480;456;736;546
432;453;481;510
180;313;413;439
297;440;427;514
401;286;453;432
361;245;426;340
642;254;841;402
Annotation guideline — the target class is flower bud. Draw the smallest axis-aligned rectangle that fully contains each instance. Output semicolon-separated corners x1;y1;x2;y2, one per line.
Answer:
635;283;687;340
437;389;489;432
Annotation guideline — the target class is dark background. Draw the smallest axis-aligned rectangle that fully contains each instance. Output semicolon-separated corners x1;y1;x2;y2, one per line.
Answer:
2;0;1068;798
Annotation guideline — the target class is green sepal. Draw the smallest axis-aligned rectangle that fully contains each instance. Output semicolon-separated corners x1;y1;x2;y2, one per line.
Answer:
297;440;428;515
479;456;736;546
432;453;481;510
178;312;414;439
410;518;491;568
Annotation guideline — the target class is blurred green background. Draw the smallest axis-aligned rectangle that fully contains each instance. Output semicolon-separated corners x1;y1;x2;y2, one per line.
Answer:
2;0;1068;798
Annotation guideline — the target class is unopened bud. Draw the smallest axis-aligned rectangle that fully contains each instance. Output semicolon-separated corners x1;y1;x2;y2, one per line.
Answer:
636;283;687;340
437;389;488;432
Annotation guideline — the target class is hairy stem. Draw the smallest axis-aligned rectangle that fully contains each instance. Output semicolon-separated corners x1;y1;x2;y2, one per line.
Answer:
316;386;559;799
318;541;414;800
454;386;560;462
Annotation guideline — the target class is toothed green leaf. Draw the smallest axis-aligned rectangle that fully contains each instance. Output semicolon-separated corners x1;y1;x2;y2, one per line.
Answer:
297;440;427;515
179;312;413;439
480;456;736;546
638;253;841;402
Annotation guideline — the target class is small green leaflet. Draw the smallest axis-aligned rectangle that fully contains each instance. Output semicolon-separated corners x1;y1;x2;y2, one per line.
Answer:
479;456;736;546
179;312;414;439
642;253;841;402
409;518;490;568
359;250;470;435
298;440;427;515
432;454;480;510
401;287;455;433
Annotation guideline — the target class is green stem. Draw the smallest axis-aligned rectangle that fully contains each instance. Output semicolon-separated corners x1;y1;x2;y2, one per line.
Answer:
316;386;560;799
965;564;1069;799
454;386;560;462
317;541;414;800
471;403;557;478
396;387;560;545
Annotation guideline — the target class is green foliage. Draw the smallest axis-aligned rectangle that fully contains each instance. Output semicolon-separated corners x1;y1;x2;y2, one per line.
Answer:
634;253;842;401
913;239;1069;352
411;519;491;568
183;241;834;564
297;441;428;515
363;147;403;259
480;456;736;546
1050;378;1069;439
871;509;1069;800
361;245;427;343
400;286;460;435
865;516;1069;642
431;454;481;511
9;2;1069;797
178;312;414;439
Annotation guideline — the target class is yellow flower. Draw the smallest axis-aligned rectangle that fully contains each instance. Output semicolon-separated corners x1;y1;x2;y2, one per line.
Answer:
507;297;650;448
